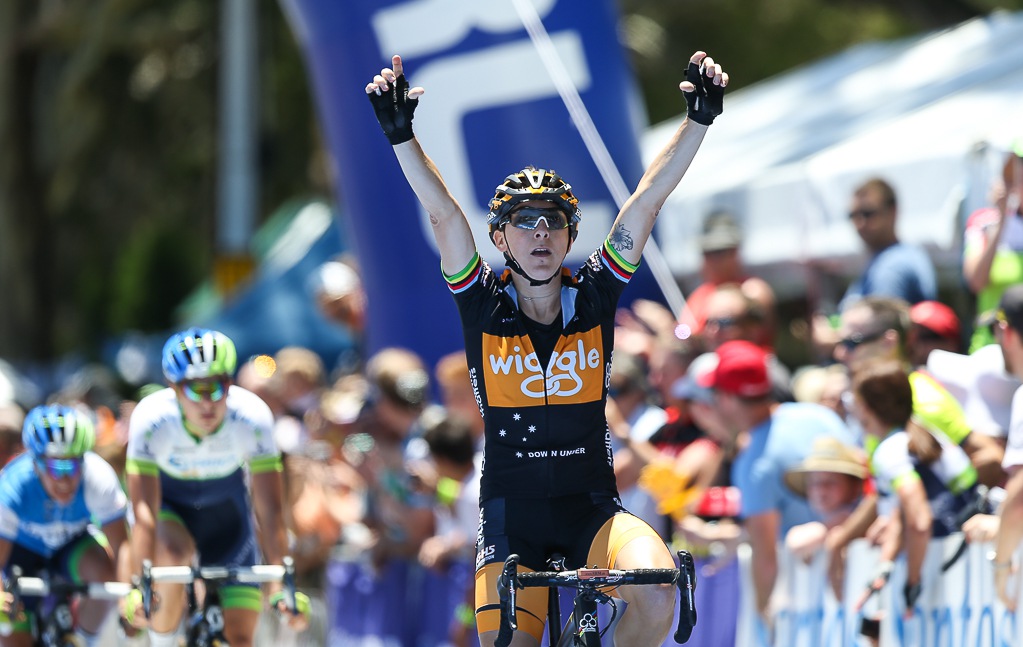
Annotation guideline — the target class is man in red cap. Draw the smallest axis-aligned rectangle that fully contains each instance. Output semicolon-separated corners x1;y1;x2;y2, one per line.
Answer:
908;301;962;366
699;340;855;624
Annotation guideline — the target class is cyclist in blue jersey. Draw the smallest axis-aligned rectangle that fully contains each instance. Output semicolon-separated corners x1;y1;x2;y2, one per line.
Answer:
0;404;129;646
367;52;727;647
123;328;308;647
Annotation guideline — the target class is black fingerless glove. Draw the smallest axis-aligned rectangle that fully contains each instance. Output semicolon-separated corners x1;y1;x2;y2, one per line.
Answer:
368;73;418;145
683;61;724;126
903;582;922;610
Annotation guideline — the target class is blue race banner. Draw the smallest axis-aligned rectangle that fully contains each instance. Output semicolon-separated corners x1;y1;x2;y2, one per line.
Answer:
280;0;649;368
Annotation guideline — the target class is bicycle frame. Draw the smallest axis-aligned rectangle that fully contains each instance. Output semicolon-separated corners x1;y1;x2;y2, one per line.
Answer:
495;550;697;647
542;555;606;647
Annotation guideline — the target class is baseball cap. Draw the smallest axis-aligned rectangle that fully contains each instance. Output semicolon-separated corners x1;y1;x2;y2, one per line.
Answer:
698;340;772;398
699;211;742;253
783;437;868;497
909;301;960;340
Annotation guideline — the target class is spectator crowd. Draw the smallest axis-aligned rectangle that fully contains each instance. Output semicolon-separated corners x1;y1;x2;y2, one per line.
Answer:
1;148;1023;646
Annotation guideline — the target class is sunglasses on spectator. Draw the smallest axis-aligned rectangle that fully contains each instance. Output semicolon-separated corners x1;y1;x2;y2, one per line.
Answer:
181;379;227;403
838;329;887;352
848;208;882;221
914;326;949;342
504;207;571;231
706;316;745;330
35;456;83;480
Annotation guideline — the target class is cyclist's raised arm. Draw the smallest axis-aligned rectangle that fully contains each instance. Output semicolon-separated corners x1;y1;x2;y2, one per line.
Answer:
366;55;477;275
609;51;727;267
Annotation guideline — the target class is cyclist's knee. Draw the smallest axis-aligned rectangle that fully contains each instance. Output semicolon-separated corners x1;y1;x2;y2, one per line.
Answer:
74;546;117;582
222;606;259;646
478;629;541;647
622;581;676;619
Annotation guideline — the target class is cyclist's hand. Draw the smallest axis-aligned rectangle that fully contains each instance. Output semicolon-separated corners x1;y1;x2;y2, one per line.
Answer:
0;591;24;631
121;587;157;629
366;54;424;146
0;591;16;616
680;51;727;126
270;590;311;632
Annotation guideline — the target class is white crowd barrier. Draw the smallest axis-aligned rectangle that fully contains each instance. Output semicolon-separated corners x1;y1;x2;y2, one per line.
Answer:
735;535;1023;646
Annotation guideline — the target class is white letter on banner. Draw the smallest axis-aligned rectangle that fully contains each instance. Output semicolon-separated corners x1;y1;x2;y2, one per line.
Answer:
397;36;612;262
372;0;558;59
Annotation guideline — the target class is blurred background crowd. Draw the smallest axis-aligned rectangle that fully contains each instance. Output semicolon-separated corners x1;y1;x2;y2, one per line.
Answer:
3;1;1023;645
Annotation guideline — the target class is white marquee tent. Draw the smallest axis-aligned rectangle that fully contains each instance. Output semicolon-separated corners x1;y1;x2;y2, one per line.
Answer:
645;10;1023;299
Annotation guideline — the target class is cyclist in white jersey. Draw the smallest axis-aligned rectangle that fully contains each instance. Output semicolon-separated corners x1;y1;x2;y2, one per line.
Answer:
123;327;308;647
0;404;129;647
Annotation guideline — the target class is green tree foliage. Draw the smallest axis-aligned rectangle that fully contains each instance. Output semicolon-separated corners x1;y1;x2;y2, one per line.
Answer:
0;0;317;361
1;0;1020;362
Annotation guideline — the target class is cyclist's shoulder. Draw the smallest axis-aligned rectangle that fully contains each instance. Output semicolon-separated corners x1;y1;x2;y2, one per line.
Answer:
81;451;124;483
129;388;180;429
224;385;275;430
0;454;38;500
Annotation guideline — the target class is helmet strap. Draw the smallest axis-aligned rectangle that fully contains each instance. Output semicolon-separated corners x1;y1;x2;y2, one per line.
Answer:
502;250;556;287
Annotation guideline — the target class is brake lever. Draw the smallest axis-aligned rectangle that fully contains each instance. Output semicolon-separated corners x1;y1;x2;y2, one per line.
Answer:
282;556;298;615
6;566;24;622
141;560;154;619
674;550;697;644
495;554;520;647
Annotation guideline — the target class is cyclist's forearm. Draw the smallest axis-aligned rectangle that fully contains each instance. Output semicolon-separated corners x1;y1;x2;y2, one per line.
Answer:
102;518;133;582
393;140;463;223
126;473;160;574
633;119;708;214
250;470;290;566
130;513;157;575
392;140;476;273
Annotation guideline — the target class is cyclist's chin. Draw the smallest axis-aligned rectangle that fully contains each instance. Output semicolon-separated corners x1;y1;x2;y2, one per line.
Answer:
188;413;225;435
524;257;563;279
48;488;77;505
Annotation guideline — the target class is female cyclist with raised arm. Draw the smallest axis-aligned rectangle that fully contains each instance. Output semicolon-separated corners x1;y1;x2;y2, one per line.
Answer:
365;51;727;647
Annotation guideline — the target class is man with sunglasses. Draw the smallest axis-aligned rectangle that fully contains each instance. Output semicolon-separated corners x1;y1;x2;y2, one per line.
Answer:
839;178;936;312
124;327;308;646
366;50;726;647
0;404;129;646
814;178;938;357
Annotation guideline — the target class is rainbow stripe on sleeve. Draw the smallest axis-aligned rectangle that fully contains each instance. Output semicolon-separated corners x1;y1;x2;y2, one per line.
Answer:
600;239;639;282
444;253;482;294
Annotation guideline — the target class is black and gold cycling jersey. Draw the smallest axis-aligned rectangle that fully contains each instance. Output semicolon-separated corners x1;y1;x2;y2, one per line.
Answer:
444;239;639;501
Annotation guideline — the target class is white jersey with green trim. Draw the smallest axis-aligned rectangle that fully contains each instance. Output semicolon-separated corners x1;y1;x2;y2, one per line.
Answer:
126;386;280;489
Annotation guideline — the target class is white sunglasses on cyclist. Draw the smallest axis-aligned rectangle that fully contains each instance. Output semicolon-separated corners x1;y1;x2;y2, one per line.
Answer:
503;207;571;231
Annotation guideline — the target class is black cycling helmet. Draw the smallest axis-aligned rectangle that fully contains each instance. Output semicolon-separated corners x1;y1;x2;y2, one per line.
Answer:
487;167;581;241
